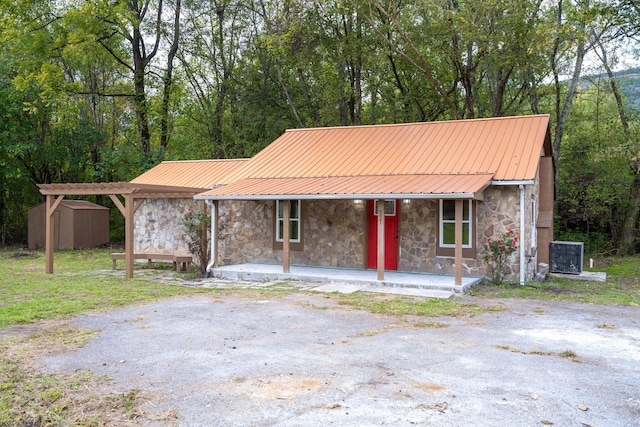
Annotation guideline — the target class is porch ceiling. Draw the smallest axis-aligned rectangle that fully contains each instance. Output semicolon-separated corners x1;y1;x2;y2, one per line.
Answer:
194;173;494;200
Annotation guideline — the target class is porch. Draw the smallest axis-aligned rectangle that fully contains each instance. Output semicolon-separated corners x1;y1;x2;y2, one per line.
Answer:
210;263;482;297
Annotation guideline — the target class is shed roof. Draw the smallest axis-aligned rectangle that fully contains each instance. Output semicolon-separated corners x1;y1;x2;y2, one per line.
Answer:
197;115;551;200
131;159;249;189
30;200;109;211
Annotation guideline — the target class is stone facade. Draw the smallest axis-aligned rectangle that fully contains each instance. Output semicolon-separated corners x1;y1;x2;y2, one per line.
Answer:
220;199;366;268
134;199;192;254
135;182;538;282
218;186;529;281
134;199;228;264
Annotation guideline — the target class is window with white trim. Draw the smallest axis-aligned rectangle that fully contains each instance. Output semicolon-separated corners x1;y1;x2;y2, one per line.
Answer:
439;199;472;248
276;200;301;243
373;199;396;216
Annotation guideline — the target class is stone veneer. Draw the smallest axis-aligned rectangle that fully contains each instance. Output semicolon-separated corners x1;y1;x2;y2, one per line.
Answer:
134;199;228;265
220;199;366;268
136;183;537;282
134;199;192;254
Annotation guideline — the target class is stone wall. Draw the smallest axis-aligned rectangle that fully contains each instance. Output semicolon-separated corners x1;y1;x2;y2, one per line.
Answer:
134;199;228;267
476;186;521;280
221;200;274;265
220;199;366;268
213;183;538;282
134;199;192;254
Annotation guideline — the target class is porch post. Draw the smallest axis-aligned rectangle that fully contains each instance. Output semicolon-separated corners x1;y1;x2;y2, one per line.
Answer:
45;194;65;274
377;198;385;281
283;200;290;273
454;199;463;286
125;194;135;279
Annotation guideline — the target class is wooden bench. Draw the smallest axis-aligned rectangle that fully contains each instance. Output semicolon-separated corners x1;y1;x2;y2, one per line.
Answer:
111;253;192;273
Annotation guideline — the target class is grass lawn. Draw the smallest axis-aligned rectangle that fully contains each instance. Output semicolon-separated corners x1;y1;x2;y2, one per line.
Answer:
0;248;211;328
469;255;640;306
1;247;639;425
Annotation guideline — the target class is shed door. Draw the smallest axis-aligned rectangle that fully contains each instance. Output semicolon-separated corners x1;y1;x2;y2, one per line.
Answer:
367;200;399;270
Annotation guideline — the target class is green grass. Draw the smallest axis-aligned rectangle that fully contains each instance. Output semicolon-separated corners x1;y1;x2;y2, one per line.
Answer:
469;254;640;305
334;293;505;317
0;248;211;328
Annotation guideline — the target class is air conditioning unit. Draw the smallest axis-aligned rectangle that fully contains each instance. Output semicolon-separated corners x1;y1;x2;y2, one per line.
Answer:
550;241;584;274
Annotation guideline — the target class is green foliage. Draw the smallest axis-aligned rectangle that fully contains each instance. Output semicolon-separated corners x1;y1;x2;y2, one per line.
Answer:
483;230;519;285
0;0;638;254
181;207;211;276
556;76;640;254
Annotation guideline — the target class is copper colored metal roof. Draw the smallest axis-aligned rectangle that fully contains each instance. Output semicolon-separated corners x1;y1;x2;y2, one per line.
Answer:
131;159;249;189
197;174;493;200
197;115;551;200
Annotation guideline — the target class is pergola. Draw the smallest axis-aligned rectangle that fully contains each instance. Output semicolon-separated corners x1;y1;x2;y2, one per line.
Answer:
37;182;206;279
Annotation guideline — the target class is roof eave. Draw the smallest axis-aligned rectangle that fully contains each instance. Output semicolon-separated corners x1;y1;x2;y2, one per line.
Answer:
491;180;535;186
195;192;485;201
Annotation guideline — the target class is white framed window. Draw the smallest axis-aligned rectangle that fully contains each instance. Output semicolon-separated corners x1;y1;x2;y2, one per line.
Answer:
439;199;472;248
276;200;301;243
373;199;396;216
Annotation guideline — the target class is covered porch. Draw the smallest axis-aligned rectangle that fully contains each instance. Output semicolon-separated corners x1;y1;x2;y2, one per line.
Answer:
209;263;482;297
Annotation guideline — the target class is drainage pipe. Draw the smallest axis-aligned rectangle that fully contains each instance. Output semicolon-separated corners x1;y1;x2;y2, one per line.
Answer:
519;184;526;284
204;200;217;278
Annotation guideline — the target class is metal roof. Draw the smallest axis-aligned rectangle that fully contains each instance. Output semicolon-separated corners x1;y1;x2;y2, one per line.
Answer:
197;115;551;200
131;159;249;189
199;174;493;200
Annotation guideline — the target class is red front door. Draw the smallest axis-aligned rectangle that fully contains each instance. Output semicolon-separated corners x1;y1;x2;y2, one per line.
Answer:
367;199;399;270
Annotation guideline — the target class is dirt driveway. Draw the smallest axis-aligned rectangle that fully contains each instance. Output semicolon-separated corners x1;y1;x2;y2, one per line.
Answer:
40;292;640;426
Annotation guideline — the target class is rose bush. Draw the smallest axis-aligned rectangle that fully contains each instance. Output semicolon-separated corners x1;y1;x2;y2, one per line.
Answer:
483;229;518;285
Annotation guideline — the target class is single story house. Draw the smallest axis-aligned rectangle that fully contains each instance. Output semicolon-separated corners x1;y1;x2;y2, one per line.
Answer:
194;115;554;284
38;115;553;285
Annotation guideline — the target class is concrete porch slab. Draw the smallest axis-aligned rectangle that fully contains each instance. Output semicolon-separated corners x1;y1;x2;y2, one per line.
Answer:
210;263;481;294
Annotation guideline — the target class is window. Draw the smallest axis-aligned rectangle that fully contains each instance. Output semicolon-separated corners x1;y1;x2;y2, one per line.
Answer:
276;200;301;243
373;200;396;216
439;200;472;248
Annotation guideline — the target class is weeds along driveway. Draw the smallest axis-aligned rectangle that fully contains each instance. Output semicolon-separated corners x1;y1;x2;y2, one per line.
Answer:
40;293;640;426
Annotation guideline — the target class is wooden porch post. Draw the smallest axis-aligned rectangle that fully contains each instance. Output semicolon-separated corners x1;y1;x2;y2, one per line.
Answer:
45;194;65;274
377;198;385;281
455;199;463;286
283;200;290;273
125;194;135;279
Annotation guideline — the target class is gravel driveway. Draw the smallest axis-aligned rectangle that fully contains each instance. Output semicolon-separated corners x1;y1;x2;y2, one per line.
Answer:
40;292;640;426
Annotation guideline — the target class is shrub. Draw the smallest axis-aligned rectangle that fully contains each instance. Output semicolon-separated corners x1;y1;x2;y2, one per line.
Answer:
483;229;518;285
181;206;211;276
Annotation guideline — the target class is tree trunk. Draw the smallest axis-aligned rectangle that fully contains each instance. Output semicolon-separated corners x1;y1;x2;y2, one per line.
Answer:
552;0;588;177
160;0;181;151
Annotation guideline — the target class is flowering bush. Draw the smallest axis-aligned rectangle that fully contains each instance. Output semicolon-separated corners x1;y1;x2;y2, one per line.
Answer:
181;206;211;276
483;229;518;285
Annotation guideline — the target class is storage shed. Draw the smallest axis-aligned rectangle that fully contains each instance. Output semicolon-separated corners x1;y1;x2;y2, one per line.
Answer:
28;200;110;250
